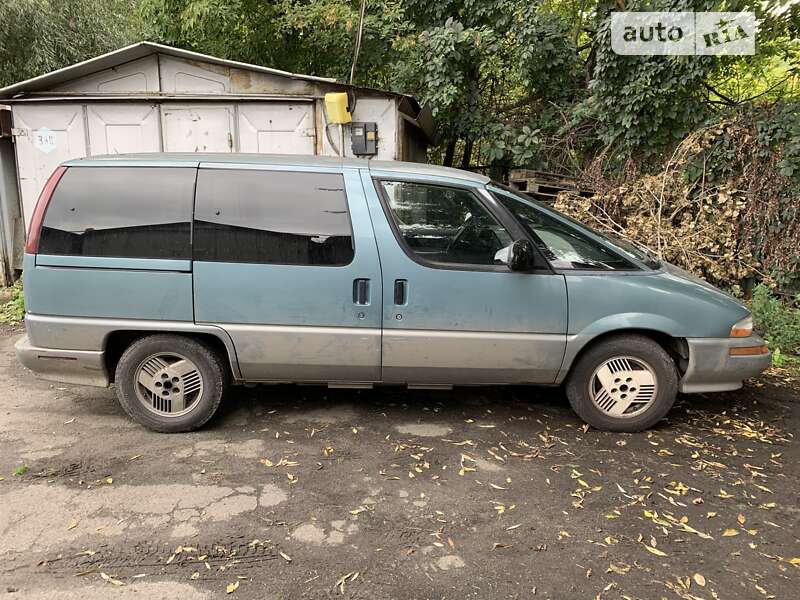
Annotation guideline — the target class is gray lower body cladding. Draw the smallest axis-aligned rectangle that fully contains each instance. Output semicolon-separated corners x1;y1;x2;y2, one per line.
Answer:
16;335;108;387
18;314;770;392
679;335;771;393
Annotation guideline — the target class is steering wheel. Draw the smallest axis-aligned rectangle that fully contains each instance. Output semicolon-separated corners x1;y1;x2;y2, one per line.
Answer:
445;213;476;255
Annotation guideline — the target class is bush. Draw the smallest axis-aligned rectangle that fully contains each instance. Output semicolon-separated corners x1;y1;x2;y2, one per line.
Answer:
0;281;24;323
750;284;800;356
554;105;800;293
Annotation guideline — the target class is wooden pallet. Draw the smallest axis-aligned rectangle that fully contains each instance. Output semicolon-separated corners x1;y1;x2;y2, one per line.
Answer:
508;169;594;203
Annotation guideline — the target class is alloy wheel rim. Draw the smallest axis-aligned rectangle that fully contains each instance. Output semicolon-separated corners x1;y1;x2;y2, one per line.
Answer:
588;356;658;418
134;352;204;417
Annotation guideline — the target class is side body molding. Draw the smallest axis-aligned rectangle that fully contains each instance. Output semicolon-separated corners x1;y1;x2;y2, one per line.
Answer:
24;313;243;380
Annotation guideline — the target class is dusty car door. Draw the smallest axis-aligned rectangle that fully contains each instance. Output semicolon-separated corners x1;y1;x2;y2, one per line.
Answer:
193;163;382;382
362;171;568;384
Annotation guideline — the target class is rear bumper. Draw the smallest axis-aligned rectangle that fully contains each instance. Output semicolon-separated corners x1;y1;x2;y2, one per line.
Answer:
680;335;771;393
15;335;110;387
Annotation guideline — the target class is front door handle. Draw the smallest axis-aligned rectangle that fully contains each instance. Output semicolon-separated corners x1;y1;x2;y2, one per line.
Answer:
353;278;370;305
394;279;408;305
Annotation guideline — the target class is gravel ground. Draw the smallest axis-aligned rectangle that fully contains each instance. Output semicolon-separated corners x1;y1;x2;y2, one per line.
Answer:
0;326;798;599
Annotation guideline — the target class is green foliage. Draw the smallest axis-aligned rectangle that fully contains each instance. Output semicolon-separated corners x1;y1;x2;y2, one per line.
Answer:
13;465;29;476
0;0;137;87
58;0;784;174
750;284;800;356
0;282;25;323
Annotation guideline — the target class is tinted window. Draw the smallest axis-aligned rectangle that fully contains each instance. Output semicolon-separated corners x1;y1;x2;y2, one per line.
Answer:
39;167;194;259
194;169;354;266
491;188;637;270
378;181;513;267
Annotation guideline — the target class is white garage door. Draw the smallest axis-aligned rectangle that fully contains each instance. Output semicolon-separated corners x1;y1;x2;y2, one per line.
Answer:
13;104;87;225
238;103;315;154
162;105;234;153
87;104;160;155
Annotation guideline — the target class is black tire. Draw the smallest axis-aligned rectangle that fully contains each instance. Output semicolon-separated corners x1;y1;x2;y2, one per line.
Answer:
565;334;678;432
115;334;229;433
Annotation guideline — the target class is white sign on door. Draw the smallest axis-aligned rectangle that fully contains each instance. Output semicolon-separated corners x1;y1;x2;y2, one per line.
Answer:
33;127;57;154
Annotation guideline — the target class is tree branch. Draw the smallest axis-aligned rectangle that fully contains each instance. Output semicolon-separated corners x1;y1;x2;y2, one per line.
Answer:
701;80;737;106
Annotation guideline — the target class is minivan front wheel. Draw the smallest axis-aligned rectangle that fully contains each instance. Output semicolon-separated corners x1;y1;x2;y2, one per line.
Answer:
115;335;228;432
565;335;678;432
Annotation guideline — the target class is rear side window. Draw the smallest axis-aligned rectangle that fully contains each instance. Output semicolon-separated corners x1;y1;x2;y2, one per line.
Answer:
193;169;354;266
39;167;194;259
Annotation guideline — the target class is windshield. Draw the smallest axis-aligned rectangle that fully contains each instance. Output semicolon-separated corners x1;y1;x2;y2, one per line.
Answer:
489;185;660;270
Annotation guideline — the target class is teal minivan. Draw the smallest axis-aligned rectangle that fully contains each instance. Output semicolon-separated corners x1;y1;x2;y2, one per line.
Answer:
16;154;770;433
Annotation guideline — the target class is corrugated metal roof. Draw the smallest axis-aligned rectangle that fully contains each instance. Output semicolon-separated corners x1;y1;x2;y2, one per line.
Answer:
0;41;340;99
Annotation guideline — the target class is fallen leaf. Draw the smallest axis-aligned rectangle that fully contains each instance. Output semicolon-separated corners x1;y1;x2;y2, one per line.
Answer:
492;542;511;550
693;573;706;586
279;551;292;562
100;572;124;586
191;572;199;580
722;528;739;537
226;581;239;594
643;544;668;557
67;519;79;531
737;514;746;525
608;563;630;575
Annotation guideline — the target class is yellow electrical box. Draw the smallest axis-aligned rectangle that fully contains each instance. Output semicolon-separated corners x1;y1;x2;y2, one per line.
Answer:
324;92;352;124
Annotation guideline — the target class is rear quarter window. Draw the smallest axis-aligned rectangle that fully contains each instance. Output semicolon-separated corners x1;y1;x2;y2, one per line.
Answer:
39;166;195;259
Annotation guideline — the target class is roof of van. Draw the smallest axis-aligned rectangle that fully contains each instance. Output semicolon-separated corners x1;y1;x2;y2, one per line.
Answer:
63;153;491;185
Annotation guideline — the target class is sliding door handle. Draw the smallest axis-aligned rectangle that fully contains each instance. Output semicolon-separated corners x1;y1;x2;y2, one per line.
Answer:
394;279;408;305
353;278;370;305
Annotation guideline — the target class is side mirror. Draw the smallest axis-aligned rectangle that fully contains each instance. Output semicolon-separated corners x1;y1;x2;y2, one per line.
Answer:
495;239;535;272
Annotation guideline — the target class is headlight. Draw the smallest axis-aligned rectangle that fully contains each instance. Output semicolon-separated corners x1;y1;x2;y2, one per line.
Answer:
730;315;753;338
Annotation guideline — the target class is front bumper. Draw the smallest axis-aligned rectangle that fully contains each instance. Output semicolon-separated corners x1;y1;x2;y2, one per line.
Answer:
15;335;110;387
680;334;771;393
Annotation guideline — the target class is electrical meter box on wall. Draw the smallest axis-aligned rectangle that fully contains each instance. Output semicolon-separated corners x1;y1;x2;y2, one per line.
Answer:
351;122;378;156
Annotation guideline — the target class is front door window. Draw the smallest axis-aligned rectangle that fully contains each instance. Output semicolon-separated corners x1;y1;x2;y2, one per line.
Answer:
378;181;513;268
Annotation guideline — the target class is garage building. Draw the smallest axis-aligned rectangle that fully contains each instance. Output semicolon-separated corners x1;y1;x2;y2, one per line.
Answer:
0;41;433;283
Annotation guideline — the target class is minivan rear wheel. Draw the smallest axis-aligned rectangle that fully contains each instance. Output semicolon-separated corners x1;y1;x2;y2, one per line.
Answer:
115;335;228;432
565;334;678;432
